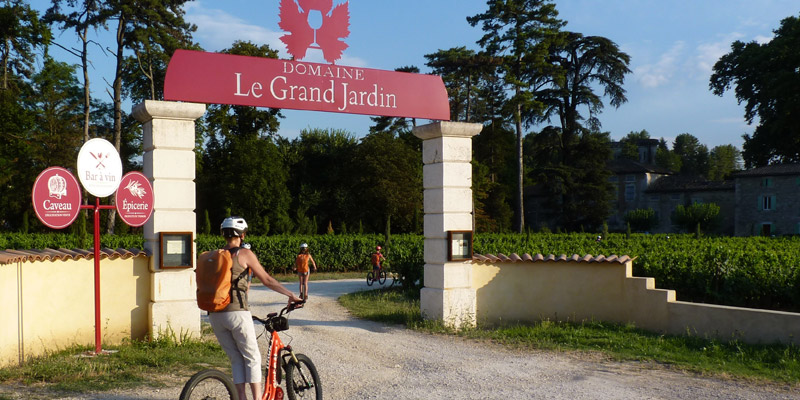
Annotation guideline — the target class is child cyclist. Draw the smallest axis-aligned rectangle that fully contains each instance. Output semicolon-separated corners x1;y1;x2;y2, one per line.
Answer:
294;243;317;300
371;246;385;282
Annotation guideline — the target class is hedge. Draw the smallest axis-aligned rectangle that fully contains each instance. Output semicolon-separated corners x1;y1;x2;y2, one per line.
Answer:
2;232;798;311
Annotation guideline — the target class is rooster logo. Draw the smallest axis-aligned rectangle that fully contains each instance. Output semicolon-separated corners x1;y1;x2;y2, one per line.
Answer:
279;0;350;64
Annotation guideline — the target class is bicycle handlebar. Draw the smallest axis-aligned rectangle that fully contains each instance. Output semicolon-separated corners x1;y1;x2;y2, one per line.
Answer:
252;300;306;324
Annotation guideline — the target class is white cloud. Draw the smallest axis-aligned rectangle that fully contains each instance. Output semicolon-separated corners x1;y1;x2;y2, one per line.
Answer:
754;34;773;44
633;41;685;88
694;35;740;76
185;2;288;57
694;31;774;78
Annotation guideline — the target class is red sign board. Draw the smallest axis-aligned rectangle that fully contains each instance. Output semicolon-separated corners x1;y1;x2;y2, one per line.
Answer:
115;172;154;227
164;49;450;121
32;167;82;229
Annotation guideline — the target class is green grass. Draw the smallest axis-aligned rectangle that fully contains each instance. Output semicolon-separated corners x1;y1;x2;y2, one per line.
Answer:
0;272;360;395
339;288;800;384
0;326;229;393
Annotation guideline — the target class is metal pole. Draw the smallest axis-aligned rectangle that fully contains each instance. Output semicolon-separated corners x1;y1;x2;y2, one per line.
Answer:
81;199;117;355
93;197;102;354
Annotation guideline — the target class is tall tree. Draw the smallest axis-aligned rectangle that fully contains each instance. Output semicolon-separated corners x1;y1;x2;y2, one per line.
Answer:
529;31;629;231
707;144;742;181
425;47;503;123
286;128;359;234
617;130;651;161
709;14;800;167
29;55;84;170
354;131;423;234
655;138;682;172
468;0;566;233
1;0;49;90
44;0;105;144
0;0;50;231
672;133;709;176
120;0;197;102
538;32;630;160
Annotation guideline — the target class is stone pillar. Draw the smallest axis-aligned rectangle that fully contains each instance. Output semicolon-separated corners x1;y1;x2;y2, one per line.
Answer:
132;100;206;339
413;121;482;328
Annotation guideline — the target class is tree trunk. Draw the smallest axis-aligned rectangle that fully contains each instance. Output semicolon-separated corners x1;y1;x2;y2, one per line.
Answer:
107;16;126;234
80;26;90;143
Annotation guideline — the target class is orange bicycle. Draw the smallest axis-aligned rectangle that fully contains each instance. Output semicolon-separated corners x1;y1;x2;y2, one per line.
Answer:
179;301;321;400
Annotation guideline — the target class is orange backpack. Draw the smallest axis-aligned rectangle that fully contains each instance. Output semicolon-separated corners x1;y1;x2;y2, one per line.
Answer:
196;248;245;312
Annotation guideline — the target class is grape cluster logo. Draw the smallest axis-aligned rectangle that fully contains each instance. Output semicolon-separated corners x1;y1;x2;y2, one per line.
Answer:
279;0;350;64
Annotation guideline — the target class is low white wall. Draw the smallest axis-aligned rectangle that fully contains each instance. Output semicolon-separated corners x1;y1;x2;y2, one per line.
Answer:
0;251;151;367
472;254;800;345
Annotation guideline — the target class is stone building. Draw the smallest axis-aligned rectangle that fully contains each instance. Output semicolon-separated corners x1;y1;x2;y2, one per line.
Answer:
732;164;800;236
525;139;800;236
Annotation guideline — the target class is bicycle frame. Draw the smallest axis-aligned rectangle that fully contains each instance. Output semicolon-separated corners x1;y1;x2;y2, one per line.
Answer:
263;330;286;400
257;304;303;400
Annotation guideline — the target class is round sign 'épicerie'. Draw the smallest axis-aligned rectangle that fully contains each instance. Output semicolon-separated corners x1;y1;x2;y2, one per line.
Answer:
115;171;154;227
32;167;82;229
77;138;123;198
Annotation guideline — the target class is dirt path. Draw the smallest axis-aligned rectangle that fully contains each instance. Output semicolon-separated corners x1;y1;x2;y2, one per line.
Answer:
4;279;798;399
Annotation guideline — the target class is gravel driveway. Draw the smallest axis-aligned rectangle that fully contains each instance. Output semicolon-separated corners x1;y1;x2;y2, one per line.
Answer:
7;279;798;399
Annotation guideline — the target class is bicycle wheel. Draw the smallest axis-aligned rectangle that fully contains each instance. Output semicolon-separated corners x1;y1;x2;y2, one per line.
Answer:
179;369;236;400
285;354;322;400
366;271;374;286
378;270;387;285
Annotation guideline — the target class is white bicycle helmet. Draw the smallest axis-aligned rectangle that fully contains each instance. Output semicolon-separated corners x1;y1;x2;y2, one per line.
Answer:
220;216;248;238
300;243;309;249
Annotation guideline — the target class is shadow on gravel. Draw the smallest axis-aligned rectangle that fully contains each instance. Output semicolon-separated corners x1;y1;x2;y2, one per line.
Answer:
289;317;394;333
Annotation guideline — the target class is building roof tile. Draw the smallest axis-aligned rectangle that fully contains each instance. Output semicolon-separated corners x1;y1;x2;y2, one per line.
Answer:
645;175;734;193
472;253;632;264
731;163;800;178
0;248;150;265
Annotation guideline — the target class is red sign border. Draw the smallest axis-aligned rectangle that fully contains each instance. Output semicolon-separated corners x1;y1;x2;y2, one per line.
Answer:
115;171;154;228
31;166;83;230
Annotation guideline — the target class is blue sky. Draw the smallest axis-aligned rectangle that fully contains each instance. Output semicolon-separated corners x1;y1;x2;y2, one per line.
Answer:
33;0;799;150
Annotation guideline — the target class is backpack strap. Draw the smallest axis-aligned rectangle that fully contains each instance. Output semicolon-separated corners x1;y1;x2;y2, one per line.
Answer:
227;247;251;308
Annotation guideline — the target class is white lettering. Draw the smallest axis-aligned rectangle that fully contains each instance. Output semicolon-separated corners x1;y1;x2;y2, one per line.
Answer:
234;73;249;97
123;199;149;211
43;200;72;211
282;61;365;81
270;76;288;100
339;83;397;111
234;73;263;98
323;80;335;103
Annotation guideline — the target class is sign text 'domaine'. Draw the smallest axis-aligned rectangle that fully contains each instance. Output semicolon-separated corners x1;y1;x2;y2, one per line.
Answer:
234;61;397;113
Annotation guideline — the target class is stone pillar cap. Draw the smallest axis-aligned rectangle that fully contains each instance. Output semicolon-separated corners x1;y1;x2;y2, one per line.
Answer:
132;100;206;122
413;121;483;140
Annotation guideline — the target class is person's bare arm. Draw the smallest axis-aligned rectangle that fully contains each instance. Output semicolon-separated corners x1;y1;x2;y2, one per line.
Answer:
238;249;301;302
309;255;317;271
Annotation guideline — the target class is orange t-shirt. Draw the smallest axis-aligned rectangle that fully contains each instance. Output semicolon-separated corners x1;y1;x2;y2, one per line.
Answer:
295;253;311;274
371;253;383;267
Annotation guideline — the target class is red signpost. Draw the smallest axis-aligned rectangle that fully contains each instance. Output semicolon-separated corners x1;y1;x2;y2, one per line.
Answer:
32;140;153;356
